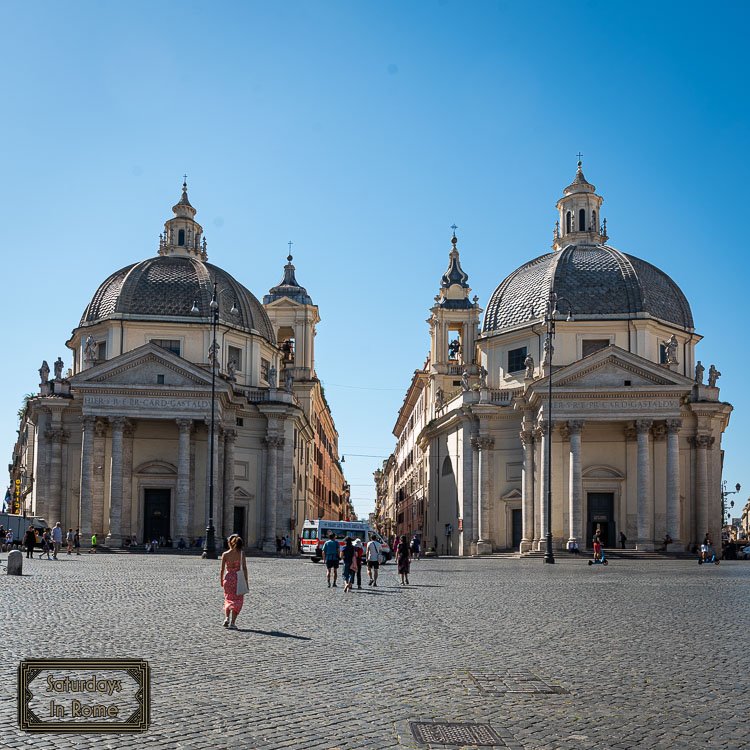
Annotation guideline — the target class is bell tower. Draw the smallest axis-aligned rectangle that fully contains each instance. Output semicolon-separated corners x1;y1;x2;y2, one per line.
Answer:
428;229;481;381
552;158;608;250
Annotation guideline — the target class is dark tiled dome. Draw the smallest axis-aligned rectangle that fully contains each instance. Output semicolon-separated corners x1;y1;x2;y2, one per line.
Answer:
483;244;693;333
80;256;275;342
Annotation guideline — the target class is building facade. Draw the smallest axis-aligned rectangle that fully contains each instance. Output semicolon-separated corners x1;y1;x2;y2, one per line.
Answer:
380;163;733;555
10;184;347;550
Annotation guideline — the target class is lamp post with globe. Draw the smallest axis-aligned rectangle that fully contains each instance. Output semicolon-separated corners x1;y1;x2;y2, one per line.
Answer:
541;290;574;564
191;282;238;560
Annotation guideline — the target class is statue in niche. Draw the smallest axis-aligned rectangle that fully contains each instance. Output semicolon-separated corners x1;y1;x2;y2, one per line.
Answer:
662;334;679;365
285;368;294;393
227;359;237;382
435;387;444;410
479;365;487;389
448;339;461;360
708;364;721;388
84;336;97;363
524;354;535;379
268;365;277;388
53;357;64;380
39;360;50;384
461;370;469;392
694;360;704;385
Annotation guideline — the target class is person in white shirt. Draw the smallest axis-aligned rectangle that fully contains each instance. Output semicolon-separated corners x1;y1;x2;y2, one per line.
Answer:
366;534;381;587
51;522;63;559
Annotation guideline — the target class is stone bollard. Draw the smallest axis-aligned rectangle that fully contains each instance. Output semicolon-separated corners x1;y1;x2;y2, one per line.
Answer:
7;549;23;575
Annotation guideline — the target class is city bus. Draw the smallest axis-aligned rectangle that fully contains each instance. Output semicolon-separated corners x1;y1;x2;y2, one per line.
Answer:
300;519;391;563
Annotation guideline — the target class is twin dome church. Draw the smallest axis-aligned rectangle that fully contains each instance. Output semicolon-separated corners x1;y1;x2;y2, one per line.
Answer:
377;162;732;555
11;183;349;551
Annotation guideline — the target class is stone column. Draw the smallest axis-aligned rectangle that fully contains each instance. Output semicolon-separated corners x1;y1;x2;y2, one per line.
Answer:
216;427;225;540
45;425;68;525
106;417;125;547
92;420;107;537
635;419;653;550
121;420;134;542
223;428;237;538
262;436;284;552
175;419;193;543
79;416;96;540
476;436;494;554
470;436;480;551
567;420;584;547
666;419;682;548
537;421;550;550
693;434;713;545
520;429;534;553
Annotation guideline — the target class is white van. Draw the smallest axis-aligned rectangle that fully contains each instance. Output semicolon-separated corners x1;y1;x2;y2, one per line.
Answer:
300;519;391;562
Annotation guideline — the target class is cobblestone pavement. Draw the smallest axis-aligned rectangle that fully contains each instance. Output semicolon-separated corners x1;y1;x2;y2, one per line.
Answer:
2;552;749;750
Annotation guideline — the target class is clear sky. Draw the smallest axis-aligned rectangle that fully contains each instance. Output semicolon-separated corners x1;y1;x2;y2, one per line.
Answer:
1;0;748;520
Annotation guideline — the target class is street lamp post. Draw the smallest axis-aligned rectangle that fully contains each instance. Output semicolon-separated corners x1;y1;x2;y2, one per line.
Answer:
192;282;237;561
542;290;573;565
721;480;741;527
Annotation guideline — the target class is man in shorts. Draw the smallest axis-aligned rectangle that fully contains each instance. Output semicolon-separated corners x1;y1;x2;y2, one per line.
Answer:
322;532;340;588
366;533;381;587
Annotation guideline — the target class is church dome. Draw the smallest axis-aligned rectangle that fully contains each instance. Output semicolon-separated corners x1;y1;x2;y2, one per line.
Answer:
80;255;276;342
482;243;694;333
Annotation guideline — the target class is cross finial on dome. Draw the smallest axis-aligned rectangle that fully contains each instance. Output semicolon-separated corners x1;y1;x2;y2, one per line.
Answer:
576;152;583;167
451;224;458;246
288;240;293;262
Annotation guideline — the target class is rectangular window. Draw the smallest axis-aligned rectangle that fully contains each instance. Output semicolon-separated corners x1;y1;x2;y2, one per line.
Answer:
97;341;107;360
507;346;527;373
581;339;610;358
150;339;181;356
227;345;242;371
156;374;165;385
659;344;668;364
260;358;270;382
236;417;244;427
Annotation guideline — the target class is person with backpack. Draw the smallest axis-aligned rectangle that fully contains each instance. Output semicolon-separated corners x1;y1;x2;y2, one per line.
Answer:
352;538;364;589
410;534;421;561
322;532;340;588
366;533;381;587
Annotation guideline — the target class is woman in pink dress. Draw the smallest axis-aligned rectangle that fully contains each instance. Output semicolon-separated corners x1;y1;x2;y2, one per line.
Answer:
220;535;248;629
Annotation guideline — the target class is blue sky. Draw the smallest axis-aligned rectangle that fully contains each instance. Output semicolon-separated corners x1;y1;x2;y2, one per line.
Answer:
1;1;748;519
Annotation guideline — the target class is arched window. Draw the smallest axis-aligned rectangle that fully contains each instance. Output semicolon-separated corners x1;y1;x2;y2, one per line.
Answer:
178;229;185;246
592;211;597;231
579;209;586;232
566;211;572;233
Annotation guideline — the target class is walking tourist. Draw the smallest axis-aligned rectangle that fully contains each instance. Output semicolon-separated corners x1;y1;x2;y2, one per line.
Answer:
66;528;74;554
90;533;97;553
41;529;52;559
593;536;602;561
410;534;420;561
220;534;248;629
74;528;81;555
366;533;381;587
4;529;14;551
397;535;410;585
24;525;36;559
341;537;357;593
353;538;364;589
52;522;63;559
322;532;340;588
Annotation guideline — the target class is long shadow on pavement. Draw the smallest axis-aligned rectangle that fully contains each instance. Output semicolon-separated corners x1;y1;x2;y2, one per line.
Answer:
236;628;312;640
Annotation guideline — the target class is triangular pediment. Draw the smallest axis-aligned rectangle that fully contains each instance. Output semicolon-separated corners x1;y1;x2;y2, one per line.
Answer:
546;345;695;389
70;343;215;388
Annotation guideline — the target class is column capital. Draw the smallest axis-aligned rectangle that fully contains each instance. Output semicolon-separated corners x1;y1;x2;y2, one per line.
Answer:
45;427;69;442
635;419;653;435
519;430;534;448
82;415;97;429
176;418;194;433
109;416;127;430
264;436;285;449
690;434;714;449
567;420;584;434
475;436;494;451
224;428;238;443
665;419;682;434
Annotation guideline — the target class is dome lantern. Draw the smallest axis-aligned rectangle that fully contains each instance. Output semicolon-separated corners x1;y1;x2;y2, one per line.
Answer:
158;178;207;261
553;158;608;250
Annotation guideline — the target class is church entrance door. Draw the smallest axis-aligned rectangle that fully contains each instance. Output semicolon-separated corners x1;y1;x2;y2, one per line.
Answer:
232;506;246;540
511;509;522;550
587;492;615;548
143;488;171;544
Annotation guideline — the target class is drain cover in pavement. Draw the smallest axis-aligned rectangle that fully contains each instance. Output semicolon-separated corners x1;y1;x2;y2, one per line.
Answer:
410;721;504;746
469;670;568;695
